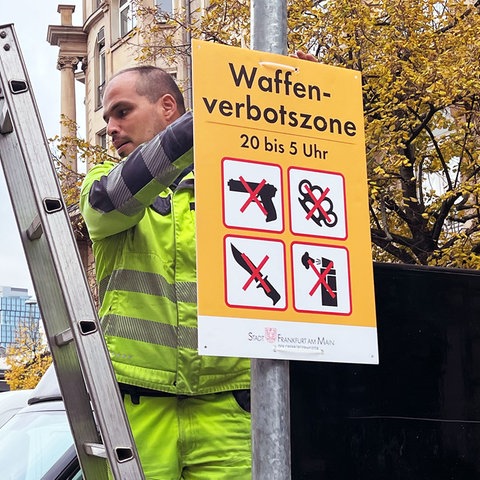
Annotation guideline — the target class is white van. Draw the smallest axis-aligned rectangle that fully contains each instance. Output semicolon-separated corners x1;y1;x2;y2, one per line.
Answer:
0;367;80;479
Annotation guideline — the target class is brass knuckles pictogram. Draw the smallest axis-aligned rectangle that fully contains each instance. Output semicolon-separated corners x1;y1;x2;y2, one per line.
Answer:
298;179;338;228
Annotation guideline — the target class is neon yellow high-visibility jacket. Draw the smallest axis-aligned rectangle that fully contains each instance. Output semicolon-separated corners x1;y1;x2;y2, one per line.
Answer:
80;112;250;395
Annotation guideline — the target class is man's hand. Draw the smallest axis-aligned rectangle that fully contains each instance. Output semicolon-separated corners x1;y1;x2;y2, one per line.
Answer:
291;50;318;63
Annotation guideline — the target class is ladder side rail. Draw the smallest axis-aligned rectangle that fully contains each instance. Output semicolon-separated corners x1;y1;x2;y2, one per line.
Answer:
0;66;107;480
0;24;144;479
0;127;107;480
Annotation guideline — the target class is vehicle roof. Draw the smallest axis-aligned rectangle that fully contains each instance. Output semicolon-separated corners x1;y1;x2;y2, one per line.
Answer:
27;364;62;405
0;388;33;426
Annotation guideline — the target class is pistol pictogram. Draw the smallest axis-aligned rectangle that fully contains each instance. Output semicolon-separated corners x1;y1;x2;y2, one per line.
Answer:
228;178;277;222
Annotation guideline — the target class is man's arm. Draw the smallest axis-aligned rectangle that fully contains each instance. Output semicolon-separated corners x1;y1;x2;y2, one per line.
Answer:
80;111;193;241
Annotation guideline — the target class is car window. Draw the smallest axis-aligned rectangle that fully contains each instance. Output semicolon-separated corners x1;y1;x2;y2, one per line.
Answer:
0;408;73;480
0;389;33;427
42;444;83;480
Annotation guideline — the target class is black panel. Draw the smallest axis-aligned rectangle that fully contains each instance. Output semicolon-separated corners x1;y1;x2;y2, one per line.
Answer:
291;262;480;480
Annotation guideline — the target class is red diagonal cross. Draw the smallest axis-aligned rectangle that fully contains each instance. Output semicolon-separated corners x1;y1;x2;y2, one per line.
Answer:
303;184;331;222
239;176;268;216
241;252;271;293
307;259;336;298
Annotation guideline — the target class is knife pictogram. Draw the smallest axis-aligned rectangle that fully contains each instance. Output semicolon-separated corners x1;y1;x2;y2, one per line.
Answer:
230;243;281;305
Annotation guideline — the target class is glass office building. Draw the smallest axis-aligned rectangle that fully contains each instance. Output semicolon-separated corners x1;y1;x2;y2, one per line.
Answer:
0;286;40;350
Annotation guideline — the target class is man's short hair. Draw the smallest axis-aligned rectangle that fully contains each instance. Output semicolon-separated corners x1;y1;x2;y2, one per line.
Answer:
114;65;186;114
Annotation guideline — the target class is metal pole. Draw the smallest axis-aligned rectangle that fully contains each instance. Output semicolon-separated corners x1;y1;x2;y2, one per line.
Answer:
184;0;193;110
251;359;291;480
250;2;291;479
251;0;288;55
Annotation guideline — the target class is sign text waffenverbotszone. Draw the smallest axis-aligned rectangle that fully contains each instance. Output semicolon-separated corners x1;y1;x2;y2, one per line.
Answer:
202;63;358;138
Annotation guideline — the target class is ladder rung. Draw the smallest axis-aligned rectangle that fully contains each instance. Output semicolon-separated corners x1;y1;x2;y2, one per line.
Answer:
26;214;43;240
54;328;74;346
84;443;136;463
0;100;12;134
84;443;107;459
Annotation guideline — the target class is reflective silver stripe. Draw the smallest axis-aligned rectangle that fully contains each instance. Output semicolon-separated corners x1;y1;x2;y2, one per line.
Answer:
141;130;176;178
99;270;197;304
175;281;197;304
106;163;145;216
100;152;174;217
110;269;175;299
102;314;198;349
141;136;180;183
117;194;145;217
178;324;198;350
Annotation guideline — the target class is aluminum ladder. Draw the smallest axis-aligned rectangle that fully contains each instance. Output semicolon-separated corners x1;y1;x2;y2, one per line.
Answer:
0;23;144;479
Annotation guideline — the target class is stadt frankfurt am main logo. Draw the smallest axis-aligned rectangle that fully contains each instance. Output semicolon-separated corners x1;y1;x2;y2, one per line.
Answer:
265;327;278;344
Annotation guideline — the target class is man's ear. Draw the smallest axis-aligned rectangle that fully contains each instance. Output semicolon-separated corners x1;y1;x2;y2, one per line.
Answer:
159;94;178;121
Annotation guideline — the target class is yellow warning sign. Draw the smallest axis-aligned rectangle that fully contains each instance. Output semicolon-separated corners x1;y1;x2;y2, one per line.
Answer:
193;39;378;364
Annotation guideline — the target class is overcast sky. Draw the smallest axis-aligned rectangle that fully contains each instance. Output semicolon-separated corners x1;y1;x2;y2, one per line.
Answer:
1;1;83;297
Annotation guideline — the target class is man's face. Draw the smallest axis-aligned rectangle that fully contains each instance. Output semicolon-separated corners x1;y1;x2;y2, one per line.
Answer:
102;71;175;158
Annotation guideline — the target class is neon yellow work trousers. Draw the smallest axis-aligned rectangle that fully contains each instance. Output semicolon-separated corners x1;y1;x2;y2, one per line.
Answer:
122;392;252;480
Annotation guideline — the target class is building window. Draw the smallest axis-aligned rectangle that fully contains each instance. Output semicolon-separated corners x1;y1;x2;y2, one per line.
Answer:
155;0;172;15
154;0;173;23
97;130;107;149
120;0;136;37
0;292;39;349
96;28;106;109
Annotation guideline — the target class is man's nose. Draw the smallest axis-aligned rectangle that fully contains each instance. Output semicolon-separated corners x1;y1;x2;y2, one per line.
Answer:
106;117;119;136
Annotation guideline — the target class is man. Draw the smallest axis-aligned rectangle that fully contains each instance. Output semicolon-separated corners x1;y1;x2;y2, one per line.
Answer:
80;66;251;479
